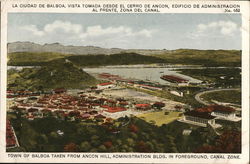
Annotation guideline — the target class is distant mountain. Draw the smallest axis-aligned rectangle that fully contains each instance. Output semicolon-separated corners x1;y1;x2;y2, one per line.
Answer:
8;42;170;55
7;42;241;67
8;52;167;66
7;59;98;90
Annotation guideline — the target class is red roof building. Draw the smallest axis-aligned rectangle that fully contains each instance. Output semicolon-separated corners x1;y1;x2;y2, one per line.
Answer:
161;75;189;83
182;110;216;127
98;82;113;86
6;120;18;148
196;105;235;113
135;104;151;110
105;107;127;113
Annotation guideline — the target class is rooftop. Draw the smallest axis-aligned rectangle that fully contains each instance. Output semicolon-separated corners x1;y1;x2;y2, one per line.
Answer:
98;82;113;86
196;105;235;113
184;110;215;119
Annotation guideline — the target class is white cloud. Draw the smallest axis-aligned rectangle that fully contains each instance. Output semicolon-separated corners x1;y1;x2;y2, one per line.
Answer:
80;25;153;38
21;25;44;36
20;20;155;47
197;20;238;36
44;20;82;34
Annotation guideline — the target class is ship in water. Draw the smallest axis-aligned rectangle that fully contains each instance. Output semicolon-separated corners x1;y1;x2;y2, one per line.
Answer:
160;75;189;83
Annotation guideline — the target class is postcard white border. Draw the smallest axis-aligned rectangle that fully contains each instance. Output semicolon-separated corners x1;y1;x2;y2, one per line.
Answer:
1;0;249;163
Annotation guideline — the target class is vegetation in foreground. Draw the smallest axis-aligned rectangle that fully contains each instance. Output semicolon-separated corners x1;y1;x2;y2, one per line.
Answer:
7;60;98;91
8;113;241;153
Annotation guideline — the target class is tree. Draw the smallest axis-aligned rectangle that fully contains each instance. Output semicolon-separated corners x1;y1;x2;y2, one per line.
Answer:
165;135;178;153
135;141;150;152
195;130;241;153
19;121;39;151
90;135;101;147
152;102;165;110
37;134;48;144
98;145;107;152
126;138;135;147
63;143;79;152
49;131;58;138
103;141;113;149
80;141;91;152
129;124;138;133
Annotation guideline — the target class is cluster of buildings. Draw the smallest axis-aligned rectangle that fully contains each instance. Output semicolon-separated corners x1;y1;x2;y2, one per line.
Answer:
7;90;42;98
179;105;241;128
96;73;194;97
97;73;163;91
8;89;166;121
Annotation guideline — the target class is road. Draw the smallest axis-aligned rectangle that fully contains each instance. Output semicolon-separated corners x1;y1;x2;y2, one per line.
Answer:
195;88;240;106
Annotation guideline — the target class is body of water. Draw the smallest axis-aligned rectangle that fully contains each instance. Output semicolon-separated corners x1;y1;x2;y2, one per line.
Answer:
8;64;238;85
83;65;203;85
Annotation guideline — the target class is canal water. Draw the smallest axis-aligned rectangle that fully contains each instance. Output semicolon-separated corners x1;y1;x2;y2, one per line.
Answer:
7;64;206;85
83;65;203;85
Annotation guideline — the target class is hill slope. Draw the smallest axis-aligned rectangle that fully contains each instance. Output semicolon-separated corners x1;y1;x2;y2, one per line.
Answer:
8;60;98;90
7;42;241;67
66;53;166;66
8;52;167;66
8;52;70;66
153;49;241;66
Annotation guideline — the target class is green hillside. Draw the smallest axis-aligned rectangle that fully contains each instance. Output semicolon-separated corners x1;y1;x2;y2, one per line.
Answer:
153;49;241;66
8;52;71;66
7;60;98;91
66;53;166;66
7;49;241;67
8;52;166;66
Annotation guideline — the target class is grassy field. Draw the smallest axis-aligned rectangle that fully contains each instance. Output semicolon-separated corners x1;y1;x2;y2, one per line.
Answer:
137;111;182;126
200;89;241;105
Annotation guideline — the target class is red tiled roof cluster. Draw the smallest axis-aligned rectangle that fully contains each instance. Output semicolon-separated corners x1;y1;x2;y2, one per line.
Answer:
6;120;17;147
7;90;41;98
135;104;151;108
196;105;235;113
105;107;127;113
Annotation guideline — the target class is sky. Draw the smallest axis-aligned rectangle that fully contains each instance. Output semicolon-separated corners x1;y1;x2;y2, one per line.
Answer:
8;13;241;50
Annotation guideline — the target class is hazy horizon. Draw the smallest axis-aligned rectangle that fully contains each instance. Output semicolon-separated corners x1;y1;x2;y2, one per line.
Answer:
8;41;241;51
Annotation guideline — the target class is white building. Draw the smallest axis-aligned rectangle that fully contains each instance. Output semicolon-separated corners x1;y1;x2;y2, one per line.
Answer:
180;110;217;127
97;82;115;90
211;107;241;122
170;90;183;97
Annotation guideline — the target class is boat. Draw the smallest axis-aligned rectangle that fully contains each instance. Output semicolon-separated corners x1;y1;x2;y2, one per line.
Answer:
160;75;189;83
